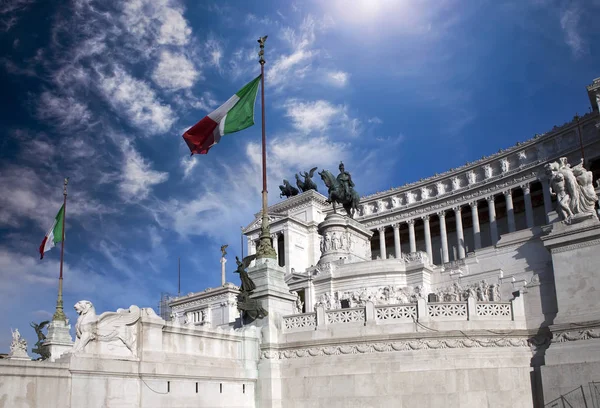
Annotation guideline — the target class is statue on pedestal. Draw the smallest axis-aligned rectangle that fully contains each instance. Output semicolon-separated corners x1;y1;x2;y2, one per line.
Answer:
279;179;299;198
9;328;29;359
30;320;50;360
318;162;360;218
295;167;318;192
234;255;268;322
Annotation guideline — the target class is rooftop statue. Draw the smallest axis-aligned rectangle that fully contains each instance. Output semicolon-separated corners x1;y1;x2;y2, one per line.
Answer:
319;162;360;218
295;167;318;193
545;157;599;223
279;179;299;199
220;244;228;257
30;320;50;361
234;255;268;323
9;328;29;359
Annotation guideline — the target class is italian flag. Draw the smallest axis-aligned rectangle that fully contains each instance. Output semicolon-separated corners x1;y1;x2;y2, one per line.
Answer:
39;205;64;260
183;75;261;155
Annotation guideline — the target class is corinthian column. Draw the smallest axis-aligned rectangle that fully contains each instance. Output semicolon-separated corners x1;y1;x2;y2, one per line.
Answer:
487;196;498;245
438;211;449;263
392;223;401;259
504;190;516;233
470;201;481;250
454;206;465;259
522;183;534;228
378;226;386;260
408;219;416;253
421;215;433;261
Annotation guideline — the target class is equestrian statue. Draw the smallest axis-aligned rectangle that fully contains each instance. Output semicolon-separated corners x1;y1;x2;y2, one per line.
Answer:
318;162;360;218
279;179;299;198
295;167;318;192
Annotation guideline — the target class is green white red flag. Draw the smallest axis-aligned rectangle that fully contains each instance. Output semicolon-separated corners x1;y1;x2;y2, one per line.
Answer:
39;205;64;259
183;75;261;155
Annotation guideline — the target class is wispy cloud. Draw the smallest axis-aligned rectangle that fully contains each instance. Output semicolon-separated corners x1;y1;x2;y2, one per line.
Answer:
559;3;586;57
326;70;350;87
118;140;169;202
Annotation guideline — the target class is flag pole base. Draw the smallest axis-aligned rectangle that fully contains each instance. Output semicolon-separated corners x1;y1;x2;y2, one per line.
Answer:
52;278;67;322
256;212;277;260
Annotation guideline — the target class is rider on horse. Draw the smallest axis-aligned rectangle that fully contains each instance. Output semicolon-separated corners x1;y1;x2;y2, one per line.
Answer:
337;162;355;202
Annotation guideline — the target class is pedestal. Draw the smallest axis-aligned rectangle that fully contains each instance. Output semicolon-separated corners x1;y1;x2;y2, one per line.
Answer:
44;319;73;362
7;347;31;360
317;213;373;265
539;215;600;403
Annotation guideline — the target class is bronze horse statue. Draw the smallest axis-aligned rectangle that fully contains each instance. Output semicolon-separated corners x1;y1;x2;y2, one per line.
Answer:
318;169;360;218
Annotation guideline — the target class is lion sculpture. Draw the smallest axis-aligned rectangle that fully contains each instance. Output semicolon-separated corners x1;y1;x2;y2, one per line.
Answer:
71;300;142;354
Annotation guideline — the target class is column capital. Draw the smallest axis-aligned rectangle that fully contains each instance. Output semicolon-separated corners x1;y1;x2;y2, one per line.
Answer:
452;205;462;214
486;195;495;203
420;214;430;222
392;223;400;230
406;219;415;226
437;210;446;218
520;183;531;194
503;189;512;198
377;226;386;233
469;201;478;209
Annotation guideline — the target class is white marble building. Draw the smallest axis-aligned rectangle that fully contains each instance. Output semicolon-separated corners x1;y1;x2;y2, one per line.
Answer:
1;78;600;408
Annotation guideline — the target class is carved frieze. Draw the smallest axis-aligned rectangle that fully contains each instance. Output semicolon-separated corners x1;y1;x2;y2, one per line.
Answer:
260;336;530;359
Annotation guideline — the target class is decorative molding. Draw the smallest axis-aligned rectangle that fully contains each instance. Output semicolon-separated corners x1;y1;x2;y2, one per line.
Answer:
171;293;232;311
260;337;530;359
549;238;600;254
553;329;600;343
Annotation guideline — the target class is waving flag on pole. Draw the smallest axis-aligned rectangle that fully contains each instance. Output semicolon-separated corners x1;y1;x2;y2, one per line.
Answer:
39;205;65;259
183;75;261;155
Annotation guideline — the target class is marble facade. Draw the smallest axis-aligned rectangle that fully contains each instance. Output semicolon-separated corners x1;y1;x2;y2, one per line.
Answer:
2;79;600;408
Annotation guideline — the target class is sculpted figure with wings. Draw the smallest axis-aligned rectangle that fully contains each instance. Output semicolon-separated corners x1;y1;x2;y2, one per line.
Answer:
221;244;228;257
234;254;268;322
70;300;142;355
296;167;318;192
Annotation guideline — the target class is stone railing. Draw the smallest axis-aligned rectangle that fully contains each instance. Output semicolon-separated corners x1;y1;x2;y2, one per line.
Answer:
282;312;317;330
282;296;524;332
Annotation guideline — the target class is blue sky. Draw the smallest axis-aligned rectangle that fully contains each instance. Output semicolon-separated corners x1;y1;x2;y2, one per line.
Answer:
0;0;599;353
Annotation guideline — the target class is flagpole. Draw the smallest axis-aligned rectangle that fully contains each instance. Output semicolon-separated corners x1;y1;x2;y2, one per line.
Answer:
255;35;277;260
53;178;68;322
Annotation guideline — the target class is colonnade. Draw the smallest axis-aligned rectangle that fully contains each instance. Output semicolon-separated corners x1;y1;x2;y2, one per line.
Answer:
373;181;549;264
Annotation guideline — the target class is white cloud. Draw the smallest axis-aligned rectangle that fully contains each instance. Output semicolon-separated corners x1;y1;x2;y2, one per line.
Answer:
180;156;198;179
121;0;191;47
327;70;349;87
152;50;200;90
118;141;169;201
368;117;383;124
283;99;360;136
205;36;224;70
99;67;176;134
560;4;586;57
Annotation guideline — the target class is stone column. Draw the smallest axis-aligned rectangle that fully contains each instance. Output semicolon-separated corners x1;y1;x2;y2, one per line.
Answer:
271;233;279;264
438;211;449;263
454;206;465;259
408;219;416;253
283;228;290;270
378;226;386;259
248;237;256;256
541;178;553;224
392;223;401;259
522;183;534;228
504;190;516;233
470;201;482;250
421;215;433;261
487;196;498;245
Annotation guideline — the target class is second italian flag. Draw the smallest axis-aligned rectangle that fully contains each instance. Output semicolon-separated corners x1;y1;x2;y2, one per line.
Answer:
39;205;64;260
